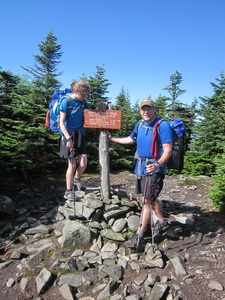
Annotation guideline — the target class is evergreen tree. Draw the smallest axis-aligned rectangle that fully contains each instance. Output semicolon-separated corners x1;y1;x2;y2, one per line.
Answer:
21;30;63;104
154;94;169;118
85;65;111;108
109;88;138;170
163;70;187;120
0;71;49;181
184;72;225;175
132;100;142;122
164;70;186;104
208;149;225;211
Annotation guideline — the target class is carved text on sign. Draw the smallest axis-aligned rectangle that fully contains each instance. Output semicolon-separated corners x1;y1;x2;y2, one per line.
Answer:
84;109;121;129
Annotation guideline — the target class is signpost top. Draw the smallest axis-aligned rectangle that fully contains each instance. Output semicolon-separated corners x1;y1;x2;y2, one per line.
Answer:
84;109;121;129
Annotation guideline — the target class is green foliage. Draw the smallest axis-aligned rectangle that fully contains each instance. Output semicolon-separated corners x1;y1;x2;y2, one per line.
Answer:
208;152;225;211
155;94;170;119
85;65;111;108
184;72;225;175
0;70;63;182
163;70;186;107
21;30;63;104
109;88;140;170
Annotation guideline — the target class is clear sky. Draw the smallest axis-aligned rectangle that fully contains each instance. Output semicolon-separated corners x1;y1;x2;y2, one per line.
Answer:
1;0;225;106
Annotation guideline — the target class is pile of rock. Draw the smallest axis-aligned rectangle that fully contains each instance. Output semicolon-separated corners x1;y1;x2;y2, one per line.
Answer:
0;174;224;300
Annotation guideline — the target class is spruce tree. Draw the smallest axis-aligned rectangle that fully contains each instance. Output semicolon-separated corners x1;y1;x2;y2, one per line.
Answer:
154;94;169;118
109;88;138;170
163;70;187;120
184;72;225;175
86;65;111;108
21;30;63;104
0;71;56;181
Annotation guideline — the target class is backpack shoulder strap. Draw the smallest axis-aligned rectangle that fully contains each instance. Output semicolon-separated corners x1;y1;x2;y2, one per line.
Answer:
82;99;86;109
137;119;145;131
155;118;166;134
66;96;86;110
65;95;72;108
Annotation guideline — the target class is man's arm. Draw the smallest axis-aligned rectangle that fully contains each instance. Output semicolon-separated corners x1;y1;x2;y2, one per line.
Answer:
59;111;74;150
159;142;173;165
108;132;135;145
59;111;71;140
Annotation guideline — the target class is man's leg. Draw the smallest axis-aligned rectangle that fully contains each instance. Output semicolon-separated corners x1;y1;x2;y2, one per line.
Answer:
74;154;87;179
66;157;77;190
74;154;88;191
64;157;77;200
125;174;168;249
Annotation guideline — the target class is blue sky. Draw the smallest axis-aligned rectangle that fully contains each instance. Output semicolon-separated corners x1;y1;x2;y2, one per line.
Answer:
1;0;225;106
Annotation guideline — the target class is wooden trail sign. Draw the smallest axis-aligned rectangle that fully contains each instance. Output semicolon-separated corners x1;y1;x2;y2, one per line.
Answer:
84;109;121;129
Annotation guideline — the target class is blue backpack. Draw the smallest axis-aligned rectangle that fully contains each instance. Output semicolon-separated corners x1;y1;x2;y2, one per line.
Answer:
45;88;72;132
166;119;186;172
135;118;186;172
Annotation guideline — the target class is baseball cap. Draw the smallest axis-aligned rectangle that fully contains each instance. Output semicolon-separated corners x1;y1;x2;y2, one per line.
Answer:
140;98;155;108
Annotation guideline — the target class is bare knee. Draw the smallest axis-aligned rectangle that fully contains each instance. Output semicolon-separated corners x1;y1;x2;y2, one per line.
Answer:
78;154;87;169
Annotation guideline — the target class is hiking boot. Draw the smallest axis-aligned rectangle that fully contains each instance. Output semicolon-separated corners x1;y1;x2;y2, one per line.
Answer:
64;190;76;201
152;219;169;235
74;178;86;191
124;233;144;251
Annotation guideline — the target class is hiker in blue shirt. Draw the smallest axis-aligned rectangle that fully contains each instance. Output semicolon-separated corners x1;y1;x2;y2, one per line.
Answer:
59;80;91;200
108;98;174;250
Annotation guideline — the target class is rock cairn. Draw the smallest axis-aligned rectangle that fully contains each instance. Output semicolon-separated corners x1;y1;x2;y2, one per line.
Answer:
0;173;225;300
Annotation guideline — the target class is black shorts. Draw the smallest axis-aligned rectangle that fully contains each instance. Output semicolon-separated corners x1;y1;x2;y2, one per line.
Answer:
60;131;87;159
135;173;165;200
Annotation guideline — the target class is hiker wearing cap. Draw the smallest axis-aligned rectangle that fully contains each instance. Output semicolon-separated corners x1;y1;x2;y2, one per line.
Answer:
108;98;174;250
59;80;91;200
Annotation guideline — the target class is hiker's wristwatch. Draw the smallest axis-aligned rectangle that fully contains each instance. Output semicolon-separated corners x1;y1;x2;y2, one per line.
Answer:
66;137;72;142
156;162;162;168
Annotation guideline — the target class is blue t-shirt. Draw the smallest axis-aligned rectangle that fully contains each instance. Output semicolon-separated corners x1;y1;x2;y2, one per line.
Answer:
130;117;174;176
60;96;90;135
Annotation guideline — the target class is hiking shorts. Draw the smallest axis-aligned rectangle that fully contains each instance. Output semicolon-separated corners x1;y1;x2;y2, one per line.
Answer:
60;131;87;159
135;173;165;201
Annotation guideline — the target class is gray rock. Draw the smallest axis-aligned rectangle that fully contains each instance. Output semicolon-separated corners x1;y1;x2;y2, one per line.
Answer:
127;215;140;230
0;194;16;215
101;264;123;281
133;273;147;286
20;277;28;291
103;207;130;220
96;280;119;300
25;224;51;235
36;267;55;295
61;220;91;248
59;284;77;300
26;238;54;253
208;280;224;291
100;229;125;241
170;256;187;276
58;273;82;288
112;218;127;232
149;282;169;300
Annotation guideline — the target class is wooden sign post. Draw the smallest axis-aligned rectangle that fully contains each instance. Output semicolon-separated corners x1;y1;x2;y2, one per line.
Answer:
84;109;122;200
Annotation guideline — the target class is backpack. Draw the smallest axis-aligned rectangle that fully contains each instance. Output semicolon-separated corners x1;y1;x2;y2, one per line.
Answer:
45;88;85;133
135;118;186;173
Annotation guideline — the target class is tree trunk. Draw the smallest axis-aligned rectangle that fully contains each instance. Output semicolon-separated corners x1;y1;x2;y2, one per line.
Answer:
99;130;110;200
